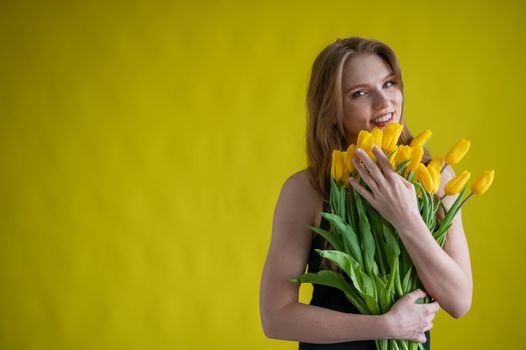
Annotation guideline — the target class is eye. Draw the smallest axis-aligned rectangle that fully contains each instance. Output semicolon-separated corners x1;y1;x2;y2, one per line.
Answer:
351;81;396;98
351;90;366;98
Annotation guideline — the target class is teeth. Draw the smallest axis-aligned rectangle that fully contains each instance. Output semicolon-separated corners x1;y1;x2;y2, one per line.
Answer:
373;113;392;123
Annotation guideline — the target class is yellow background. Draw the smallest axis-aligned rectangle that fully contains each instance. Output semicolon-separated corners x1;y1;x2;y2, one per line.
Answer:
0;0;524;349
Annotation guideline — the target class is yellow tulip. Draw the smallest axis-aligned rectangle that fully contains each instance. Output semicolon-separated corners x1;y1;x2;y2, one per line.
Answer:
371;127;383;148
336;151;348;182
345;144;357;173
382;123;404;152
427;156;443;173
444;170;471;195
445;139;470;166
357;130;374;158
428;166;441;193
394;145;412;167
407;146;424;171
416;163;435;193
331;150;347;181
331;150;339;180
410;129;432;148
471;169;495;195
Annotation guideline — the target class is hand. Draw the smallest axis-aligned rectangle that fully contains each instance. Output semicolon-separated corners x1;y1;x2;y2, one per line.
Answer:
385;289;440;343
348;144;421;232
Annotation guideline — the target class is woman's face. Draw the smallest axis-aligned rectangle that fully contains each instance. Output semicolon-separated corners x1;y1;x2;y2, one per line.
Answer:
341;53;403;146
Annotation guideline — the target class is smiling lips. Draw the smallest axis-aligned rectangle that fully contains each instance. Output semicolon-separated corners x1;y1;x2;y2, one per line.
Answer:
371;112;394;126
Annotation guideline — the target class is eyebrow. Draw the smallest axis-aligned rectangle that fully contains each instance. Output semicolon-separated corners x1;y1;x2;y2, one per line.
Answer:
345;73;395;94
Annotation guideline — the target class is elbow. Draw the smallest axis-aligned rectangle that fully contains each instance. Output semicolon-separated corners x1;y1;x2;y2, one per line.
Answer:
449;279;473;319
261;316;275;339
450;297;472;319
262;316;283;340
260;307;279;339
260;302;293;339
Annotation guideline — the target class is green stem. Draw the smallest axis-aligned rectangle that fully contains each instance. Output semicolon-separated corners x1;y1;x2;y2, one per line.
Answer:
459;191;474;208
407;170;416;183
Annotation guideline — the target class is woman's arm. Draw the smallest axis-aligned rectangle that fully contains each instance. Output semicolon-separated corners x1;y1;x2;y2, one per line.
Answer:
349;146;473;319
259;170;394;343
394;164;473;319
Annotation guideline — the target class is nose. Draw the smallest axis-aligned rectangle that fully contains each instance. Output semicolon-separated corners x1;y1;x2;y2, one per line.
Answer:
372;89;391;110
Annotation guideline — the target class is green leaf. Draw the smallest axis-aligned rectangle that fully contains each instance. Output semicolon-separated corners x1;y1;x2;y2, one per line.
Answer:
372;273;392;314
289;270;365;311
386;258;399;296
346;189;358;234
315;249;365;294
401;266;413;294
366;206;388;276
399;240;412;281
289;270;348;295
313;250;379;314
329;178;342;219
359;269;377;300
306;224;344;252
321;212;364;267
353;190;379;276
382;222;401;271
363;293;381;315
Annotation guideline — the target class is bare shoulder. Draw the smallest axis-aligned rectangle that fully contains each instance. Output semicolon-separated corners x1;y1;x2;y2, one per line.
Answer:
283;169;316;198
280;169;323;227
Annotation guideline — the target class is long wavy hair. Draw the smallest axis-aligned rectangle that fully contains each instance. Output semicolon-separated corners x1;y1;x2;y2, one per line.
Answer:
305;36;433;271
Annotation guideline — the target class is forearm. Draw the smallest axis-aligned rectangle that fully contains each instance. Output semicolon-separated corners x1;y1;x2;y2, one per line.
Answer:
264;301;393;343
396;216;471;318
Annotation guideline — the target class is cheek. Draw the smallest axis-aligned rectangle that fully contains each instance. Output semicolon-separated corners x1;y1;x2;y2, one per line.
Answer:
391;92;403;116
343;99;367;117
392;90;403;105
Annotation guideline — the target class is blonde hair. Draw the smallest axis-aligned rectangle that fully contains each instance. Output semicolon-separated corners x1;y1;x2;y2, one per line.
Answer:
304;36;432;271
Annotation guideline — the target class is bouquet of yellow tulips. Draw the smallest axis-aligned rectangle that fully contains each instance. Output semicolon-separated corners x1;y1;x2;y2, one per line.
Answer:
290;123;494;350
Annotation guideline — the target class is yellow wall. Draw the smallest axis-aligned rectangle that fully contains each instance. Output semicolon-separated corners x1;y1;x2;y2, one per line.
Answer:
0;0;523;349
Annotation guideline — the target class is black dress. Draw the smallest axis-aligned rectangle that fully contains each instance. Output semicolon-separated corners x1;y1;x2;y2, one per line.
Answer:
298;201;431;349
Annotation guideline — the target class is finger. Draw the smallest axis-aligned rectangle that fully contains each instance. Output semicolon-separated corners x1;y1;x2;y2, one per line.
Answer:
348;176;375;204
418;333;427;344
372;145;395;179
424;321;433;331
430;301;440;313
424;301;439;314
427;313;436;322
355;148;385;187
408;289;426;303
352;157;379;193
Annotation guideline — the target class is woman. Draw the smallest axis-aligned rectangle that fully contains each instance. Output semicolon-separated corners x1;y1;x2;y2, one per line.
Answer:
259;36;473;349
